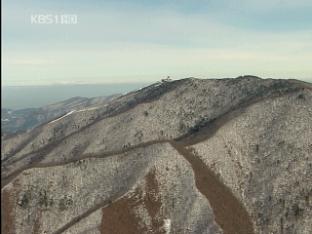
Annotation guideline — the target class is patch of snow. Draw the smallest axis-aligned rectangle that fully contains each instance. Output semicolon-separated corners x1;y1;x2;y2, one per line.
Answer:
49;110;76;124
75;106;100;113
163;219;171;234
153;82;162;87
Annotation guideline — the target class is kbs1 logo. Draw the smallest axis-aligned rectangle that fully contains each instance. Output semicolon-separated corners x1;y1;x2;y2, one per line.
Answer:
30;14;78;25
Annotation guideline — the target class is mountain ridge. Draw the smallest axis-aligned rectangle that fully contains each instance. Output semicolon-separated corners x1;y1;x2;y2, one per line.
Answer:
2;76;311;234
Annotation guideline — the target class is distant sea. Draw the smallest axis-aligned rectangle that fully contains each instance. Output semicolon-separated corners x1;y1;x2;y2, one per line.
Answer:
2;83;150;109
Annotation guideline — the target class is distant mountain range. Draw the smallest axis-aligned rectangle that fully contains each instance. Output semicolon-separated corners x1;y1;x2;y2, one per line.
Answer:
1;95;119;135
1;76;312;234
2;83;149;109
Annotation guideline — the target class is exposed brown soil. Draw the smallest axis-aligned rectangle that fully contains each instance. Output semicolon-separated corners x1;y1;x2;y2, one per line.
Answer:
99;196;145;234
1;188;15;234
144;170;164;231
100;169;165;234
171;142;254;234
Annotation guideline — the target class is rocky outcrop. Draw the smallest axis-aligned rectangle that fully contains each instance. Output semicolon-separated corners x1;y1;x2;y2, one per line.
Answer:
2;76;311;234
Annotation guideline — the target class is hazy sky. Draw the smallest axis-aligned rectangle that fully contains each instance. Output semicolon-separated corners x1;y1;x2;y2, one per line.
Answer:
2;0;312;85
